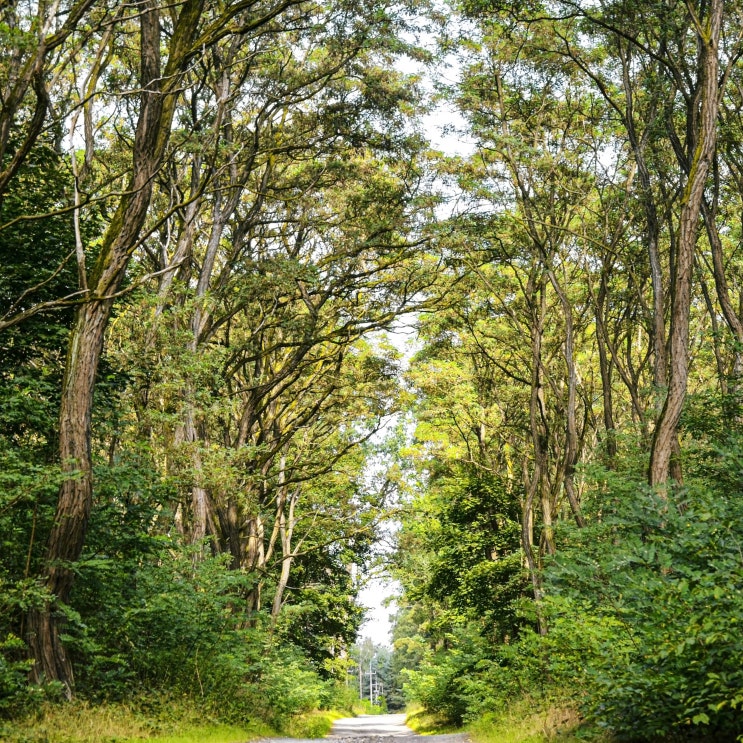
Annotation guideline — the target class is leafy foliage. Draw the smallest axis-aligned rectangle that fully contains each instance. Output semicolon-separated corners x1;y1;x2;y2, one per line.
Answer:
540;451;743;740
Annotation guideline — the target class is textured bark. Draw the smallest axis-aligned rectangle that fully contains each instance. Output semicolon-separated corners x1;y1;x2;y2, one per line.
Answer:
245;514;266;612
27;0;205;690
649;0;723;486
217;497;243;570
271;459;299;620
699;271;729;396
183;409;219;554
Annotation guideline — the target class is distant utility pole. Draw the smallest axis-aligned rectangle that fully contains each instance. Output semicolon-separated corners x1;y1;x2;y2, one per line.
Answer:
355;644;379;704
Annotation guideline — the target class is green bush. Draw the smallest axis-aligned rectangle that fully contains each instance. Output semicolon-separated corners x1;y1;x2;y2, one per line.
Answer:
0;635;34;715
401;622;506;726
542;459;743;741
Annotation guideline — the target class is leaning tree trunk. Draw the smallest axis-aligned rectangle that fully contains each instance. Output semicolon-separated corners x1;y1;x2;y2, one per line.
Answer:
26;297;114;690
26;0;204;691
649;0;722;486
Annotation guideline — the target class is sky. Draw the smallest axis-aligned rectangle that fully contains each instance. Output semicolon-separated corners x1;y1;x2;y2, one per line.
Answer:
358;576;398;646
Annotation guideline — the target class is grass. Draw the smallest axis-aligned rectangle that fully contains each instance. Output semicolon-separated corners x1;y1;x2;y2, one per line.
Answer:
0;699;276;743
121;724;267;743
281;709;347;739
467;699;602;743
0;697;363;742
405;704;461;735
406;698;604;743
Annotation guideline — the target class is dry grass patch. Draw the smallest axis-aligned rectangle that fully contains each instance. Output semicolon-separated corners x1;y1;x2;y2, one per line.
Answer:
467;699;597;743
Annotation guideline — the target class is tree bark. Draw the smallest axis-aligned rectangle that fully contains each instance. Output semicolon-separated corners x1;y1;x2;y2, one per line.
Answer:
271;458;299;620
701;198;743;416
649;0;722;486
596;269;617;464
27;0;204;691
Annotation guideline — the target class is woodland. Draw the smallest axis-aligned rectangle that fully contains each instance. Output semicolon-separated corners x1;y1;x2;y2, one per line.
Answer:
1;0;743;741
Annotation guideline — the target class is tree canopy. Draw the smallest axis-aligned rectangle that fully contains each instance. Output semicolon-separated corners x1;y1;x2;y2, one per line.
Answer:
2;0;743;741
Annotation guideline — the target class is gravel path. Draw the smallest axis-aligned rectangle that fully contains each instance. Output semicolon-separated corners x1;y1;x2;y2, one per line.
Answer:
265;713;470;743
327;713;469;743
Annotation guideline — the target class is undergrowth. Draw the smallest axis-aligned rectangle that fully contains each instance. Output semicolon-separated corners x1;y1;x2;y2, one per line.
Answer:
0;698;277;743
466;698;591;743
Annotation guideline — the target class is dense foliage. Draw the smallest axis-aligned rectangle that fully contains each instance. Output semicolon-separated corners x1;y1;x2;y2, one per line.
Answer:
0;0;430;731
2;0;743;741
389;1;743;741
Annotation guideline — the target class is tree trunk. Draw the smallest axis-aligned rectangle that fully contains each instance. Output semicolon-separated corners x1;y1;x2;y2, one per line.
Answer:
26;302;108;691
542;262;585;528
27;0;204;690
522;269;549;630
698;268;729;397
701;199;743;417
596;271;617;464
649;0;722;485
271;472;299;620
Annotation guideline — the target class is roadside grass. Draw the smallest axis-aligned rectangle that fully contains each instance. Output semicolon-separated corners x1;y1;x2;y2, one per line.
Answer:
120;724;268;743
0;698;363;742
0;699;276;743
407;698;606;743
405;704;460;735
467;699;602;743
281;709;347;738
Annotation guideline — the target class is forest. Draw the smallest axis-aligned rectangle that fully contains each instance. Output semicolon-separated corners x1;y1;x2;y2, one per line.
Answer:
1;0;742;741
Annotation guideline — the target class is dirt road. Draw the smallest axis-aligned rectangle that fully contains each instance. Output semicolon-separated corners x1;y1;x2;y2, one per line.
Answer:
264;713;470;743
326;713;469;743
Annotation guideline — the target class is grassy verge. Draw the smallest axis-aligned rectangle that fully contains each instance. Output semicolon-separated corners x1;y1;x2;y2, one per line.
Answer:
467;699;602;743
0;699;276;743
0;698;363;742
280;709;347;738
121;725;270;743
405;705;460;735
407;698;605;743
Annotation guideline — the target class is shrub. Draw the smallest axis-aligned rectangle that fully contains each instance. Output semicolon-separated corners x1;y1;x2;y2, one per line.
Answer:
542;460;743;741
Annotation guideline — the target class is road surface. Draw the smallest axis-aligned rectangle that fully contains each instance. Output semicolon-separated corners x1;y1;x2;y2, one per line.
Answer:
328;713;469;743
328;714;413;738
264;713;469;743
